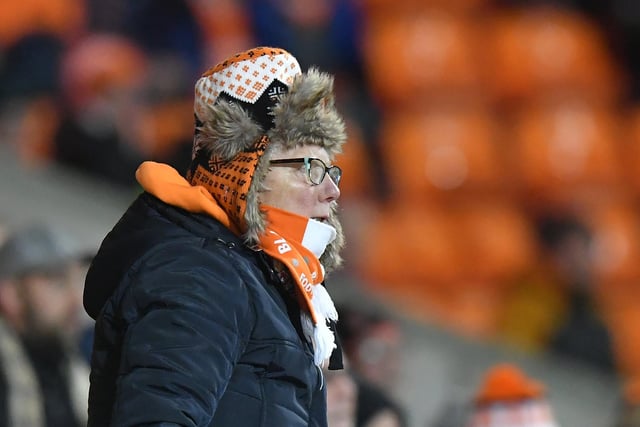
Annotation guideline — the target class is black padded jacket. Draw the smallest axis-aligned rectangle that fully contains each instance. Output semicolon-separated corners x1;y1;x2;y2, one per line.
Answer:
83;192;327;426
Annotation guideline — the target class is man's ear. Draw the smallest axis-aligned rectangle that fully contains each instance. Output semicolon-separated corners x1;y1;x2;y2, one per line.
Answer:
0;279;24;329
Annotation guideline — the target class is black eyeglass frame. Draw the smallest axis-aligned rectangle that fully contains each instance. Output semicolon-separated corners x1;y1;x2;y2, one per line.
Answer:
269;157;342;187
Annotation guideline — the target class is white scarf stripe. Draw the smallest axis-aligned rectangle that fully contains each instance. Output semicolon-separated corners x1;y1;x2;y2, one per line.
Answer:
300;219;338;366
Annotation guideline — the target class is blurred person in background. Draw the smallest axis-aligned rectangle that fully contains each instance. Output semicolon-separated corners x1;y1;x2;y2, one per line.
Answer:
53;32;199;188
325;363;406;427
83;46;348;426
53;34;150;188
0;223;89;426
326;366;359;427
540;214;615;371
74;250;97;365
337;304;404;393
466;363;560;427
108;0;207;176
0;33;65;167
337;304;407;427
355;375;407;427
498;213;615;372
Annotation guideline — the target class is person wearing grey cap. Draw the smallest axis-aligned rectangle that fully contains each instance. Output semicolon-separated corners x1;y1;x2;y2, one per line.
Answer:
0;223;89;426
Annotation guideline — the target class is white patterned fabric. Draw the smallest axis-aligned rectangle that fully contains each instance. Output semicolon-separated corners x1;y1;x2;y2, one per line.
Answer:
194;47;301;120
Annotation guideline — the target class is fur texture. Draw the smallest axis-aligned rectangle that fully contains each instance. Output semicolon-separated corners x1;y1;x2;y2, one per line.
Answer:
194;102;262;161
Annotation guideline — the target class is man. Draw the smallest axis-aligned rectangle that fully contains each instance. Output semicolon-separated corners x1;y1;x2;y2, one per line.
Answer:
0;223;89;426
467;363;560;427
84;46;347;426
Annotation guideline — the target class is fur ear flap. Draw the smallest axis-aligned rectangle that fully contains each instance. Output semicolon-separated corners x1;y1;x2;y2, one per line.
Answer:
269;68;346;157
195;101;263;161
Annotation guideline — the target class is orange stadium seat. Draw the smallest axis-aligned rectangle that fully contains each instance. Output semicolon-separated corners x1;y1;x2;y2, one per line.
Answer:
362;11;485;108
354;199;526;338
620;106;640;196
0;0;85;48
329;120;378;263
434;198;538;337
355;203;460;288
189;0;255;64
378;106;507;202
485;6;624;107
507;101;625;207
361;0;494;18
352;202;466;330
334;119;376;200
450;197;538;283
137;98;194;161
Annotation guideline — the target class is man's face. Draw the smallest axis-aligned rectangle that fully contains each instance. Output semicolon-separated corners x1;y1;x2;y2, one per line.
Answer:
18;264;82;339
325;369;357;427
261;145;341;221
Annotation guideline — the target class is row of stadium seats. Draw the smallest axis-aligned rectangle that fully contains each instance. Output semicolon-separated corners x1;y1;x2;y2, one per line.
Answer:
362;5;624;109
337;3;640;356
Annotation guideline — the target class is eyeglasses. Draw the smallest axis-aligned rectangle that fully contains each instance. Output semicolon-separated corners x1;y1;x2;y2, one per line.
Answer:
269;157;342;187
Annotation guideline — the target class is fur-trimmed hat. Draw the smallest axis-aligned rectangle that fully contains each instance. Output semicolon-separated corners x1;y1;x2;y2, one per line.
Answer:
186;47;347;271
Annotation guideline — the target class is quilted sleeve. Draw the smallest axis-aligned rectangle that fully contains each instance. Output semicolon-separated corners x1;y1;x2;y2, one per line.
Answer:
109;241;254;426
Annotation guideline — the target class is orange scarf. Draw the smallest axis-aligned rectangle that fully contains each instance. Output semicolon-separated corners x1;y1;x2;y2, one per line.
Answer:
259;207;326;323
136;161;338;366
258;207;338;365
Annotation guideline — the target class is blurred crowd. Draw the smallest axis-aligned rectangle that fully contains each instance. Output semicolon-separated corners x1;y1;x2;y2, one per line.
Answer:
4;0;640;425
0;223;90;426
